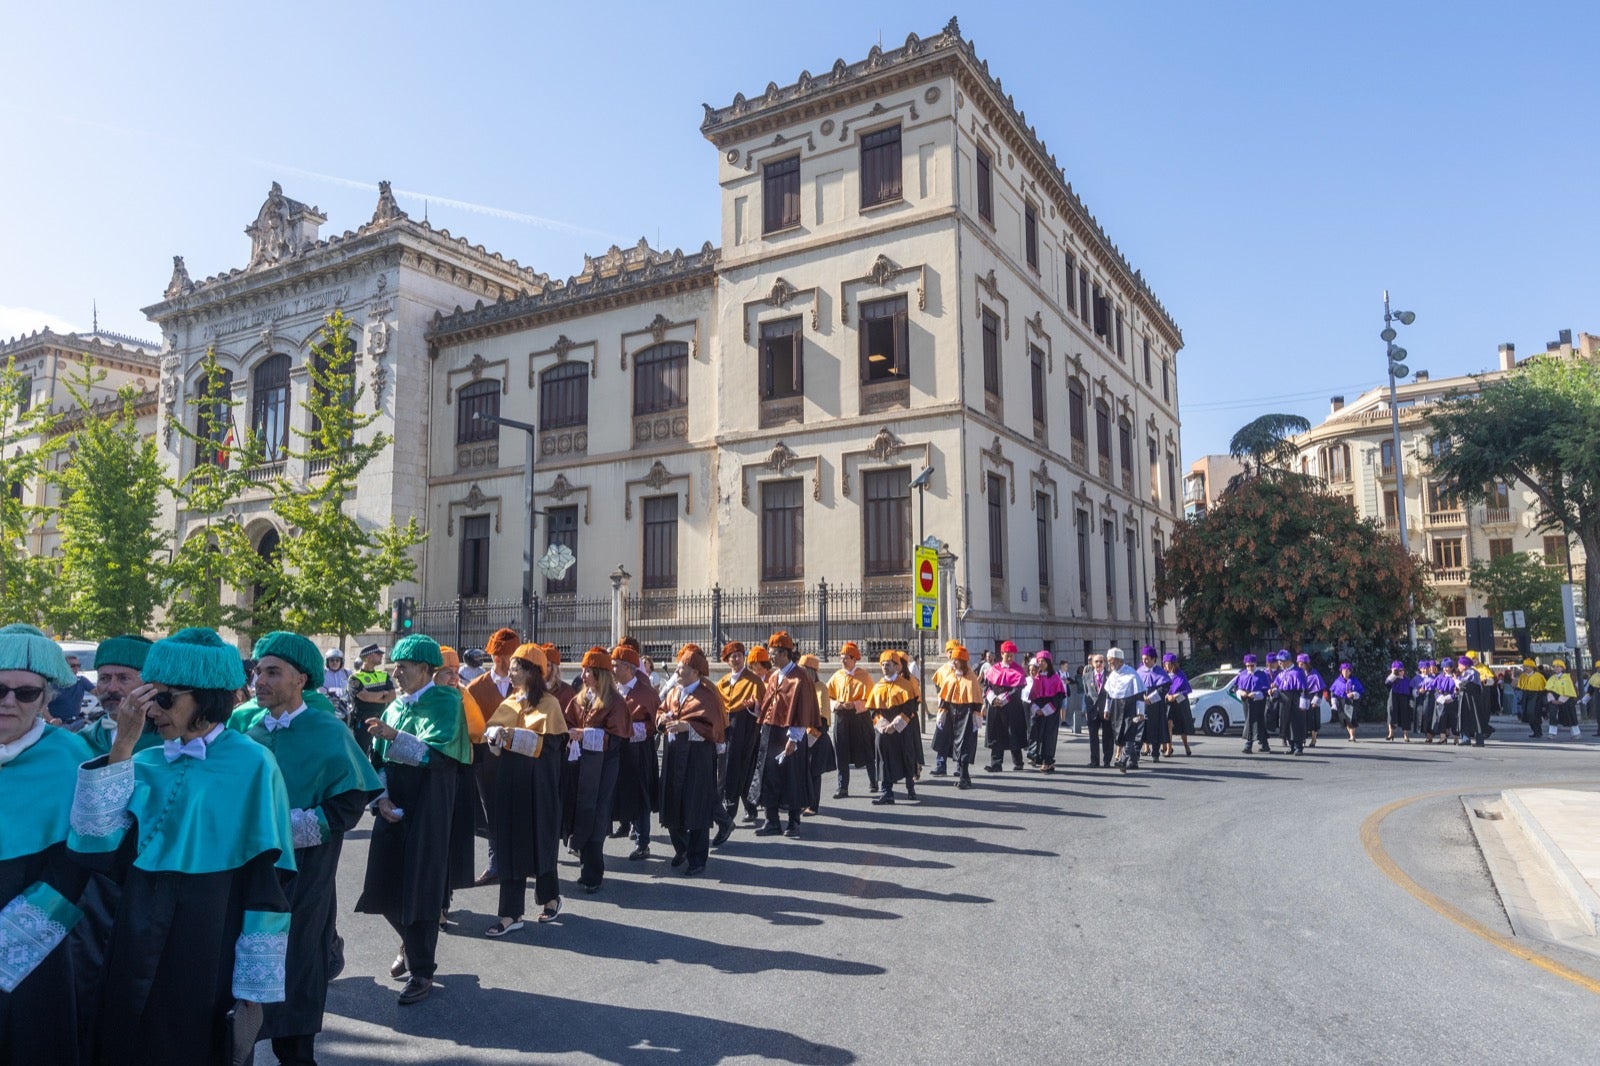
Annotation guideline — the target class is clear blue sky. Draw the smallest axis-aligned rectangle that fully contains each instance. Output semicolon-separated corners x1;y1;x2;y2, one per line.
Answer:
3;1;1594;463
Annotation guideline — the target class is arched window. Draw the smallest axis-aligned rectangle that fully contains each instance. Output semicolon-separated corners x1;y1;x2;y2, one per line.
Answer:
633;342;688;416
251;354;291;462
193;368;234;467
253;528;281;617
540;362;589;429
456;380;500;444
309;340;355;443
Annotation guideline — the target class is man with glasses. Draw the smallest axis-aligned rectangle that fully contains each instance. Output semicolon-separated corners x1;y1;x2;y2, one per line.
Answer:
1080;654;1112;768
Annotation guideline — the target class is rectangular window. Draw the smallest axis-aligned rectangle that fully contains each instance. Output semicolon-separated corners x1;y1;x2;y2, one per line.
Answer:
987;474;1007;580
544;505;578;595
860;125;903;208
1488;481;1512;511
1383;489;1399;522
1426;481;1460;513
1119;419;1133;475
1115;308;1125;360
1069;380;1087;445
1036;493;1051;590
1161;357;1170;403
982;308;1001;398
1543;535;1570;566
1489;537;1514;560
459;515;490;598
633;343;689;415
1092;284;1106;338
761;479;804;581
862;468;912;576
976;148;994;223
641;496;679;590
1381;440;1397;475
1142;336;1152;385
1166;451;1177;509
859;295;909;381
1442;593;1467;618
1076;508;1091;611
1148;438;1160;500
1432;538;1464;570
540;362;589;429
456;381;501;444
1079;273;1090;325
1064;253;1077;313
1024;202;1039;269
1102;520;1117;615
763;155;801;233
1029;345;1046;427
1096;403;1112;465
1126;528;1139;619
759;317;803;399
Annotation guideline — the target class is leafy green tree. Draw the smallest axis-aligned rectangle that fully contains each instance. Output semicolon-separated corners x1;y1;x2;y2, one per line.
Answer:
1469;550;1564;642
0;357;61;626
46;363;169;637
1427;355;1600;660
1228;412;1312;481
268;310;425;644
165;347;280;635
1156;472;1428;654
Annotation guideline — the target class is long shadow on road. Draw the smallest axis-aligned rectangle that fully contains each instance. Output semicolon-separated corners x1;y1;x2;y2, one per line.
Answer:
705;856;994;904
323;976;855;1064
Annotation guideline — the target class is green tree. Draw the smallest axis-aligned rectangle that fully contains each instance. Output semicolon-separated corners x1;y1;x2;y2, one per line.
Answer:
1427;355;1600;660
165;347;280;636
0;357;61;626
1469;550;1564;642
268;310;425;644
46;363;169;637
1155;473;1428;654
1228;412;1312;480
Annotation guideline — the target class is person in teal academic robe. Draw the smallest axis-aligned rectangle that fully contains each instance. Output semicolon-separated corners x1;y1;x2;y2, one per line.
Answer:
75;635;161;758
68;627;295;1066
0;625;94;1066
354;635;471;1006
235;632;381;1065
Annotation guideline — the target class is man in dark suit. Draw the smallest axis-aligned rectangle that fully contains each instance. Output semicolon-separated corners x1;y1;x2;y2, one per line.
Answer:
1080;653;1113;767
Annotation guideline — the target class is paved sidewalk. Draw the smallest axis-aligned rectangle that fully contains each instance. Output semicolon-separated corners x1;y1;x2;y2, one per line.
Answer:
1503;787;1600;934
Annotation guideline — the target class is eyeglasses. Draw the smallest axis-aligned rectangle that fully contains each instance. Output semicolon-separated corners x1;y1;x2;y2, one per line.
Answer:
150;689;194;710
0;684;46;703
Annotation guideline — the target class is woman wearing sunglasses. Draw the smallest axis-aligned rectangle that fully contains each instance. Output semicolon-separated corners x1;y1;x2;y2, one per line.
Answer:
0;624;95;1065
68;627;295;1066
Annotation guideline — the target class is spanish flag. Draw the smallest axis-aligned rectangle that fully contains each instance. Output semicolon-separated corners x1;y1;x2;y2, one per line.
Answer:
217;423;236;468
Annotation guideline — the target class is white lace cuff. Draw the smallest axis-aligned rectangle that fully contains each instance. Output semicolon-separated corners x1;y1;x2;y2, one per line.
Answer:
509;729;541;757
580;728;607;752
0;882;81;993
289;807;326;849
388;730;429;766
70;757;134;844
631;722;648;742
233;910;289;1002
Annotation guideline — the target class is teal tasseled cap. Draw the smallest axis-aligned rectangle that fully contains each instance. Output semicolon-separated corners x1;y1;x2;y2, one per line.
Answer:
252;631;324;690
0;624;75;688
143;627;247;692
96;634;154;673
389;634;443;669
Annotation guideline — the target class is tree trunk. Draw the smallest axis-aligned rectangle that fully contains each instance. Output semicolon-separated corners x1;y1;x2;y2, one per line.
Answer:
1580;524;1600;668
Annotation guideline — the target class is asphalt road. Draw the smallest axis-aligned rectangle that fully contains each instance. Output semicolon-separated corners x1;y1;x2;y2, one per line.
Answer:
305;721;1600;1065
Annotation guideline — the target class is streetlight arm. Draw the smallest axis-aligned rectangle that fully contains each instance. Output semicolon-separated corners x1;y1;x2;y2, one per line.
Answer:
475;412;537;435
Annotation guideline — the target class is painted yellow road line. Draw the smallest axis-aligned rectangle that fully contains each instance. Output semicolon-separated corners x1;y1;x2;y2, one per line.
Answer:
1360;782;1600;996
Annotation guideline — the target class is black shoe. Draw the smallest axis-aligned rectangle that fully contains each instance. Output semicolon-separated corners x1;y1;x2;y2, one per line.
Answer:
627;845;651;861
472;869;500;888
784;823;801;838
610;825;630;839
1090;761;1102;767
670;853;687;868
685;864;706;876
389;952;409;980
931;767;948;776
984;764;1002;773
832;789;848;799
398;976;433;1005
711;822;734;848
872;791;896;805
957;776;971;790
580;881;602;894
754;822;783;836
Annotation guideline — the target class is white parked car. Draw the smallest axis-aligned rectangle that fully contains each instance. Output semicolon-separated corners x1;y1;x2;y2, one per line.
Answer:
1188;665;1333;737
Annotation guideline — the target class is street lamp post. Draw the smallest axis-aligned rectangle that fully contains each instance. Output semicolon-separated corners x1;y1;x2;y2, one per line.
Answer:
1381;292;1417;651
476;412;537;636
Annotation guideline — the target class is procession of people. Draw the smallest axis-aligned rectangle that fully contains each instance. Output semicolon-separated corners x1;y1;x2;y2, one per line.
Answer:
1;616;1590;1064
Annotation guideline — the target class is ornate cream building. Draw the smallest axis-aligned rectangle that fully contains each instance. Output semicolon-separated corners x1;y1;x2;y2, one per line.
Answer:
1293;332;1594;648
425;19;1186;658
142;181;553;609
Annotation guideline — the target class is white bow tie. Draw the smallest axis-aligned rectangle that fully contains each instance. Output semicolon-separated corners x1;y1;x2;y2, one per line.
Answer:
163;737;208;762
263;715;291;732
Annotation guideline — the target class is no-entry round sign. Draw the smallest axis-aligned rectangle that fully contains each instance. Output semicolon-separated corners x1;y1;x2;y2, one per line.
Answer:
916;553;937;596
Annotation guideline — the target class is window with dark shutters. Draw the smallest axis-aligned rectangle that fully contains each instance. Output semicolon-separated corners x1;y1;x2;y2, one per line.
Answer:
763;155;801;232
759;317;803;399
545;506;578;594
540;362;589;429
250;354;291;462
761;479;804;581
862;467;911;576
976;148;994;223
456;380;500;444
987;474;1007;580
982;309;1002;398
860;295;909;381
1024;202;1039;269
859;126;903;208
633;342;688;415
641;496;678;590
459;515;490;598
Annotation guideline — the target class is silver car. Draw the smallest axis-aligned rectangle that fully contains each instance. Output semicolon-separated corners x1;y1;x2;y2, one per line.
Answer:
1188;666;1332;737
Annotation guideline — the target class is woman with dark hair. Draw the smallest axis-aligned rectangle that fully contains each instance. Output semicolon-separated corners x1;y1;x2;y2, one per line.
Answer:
1330;663;1365;742
657;644;728;875
68;627;295;1065
933;644;981;789
0;625;93;1066
564;648;631;893
1384;661;1414;742
982;641;1027;772
481;644;568;935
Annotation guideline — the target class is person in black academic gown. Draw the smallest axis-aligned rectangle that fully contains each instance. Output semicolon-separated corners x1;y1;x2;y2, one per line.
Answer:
238;632;382;1065
656;645;728;875
68;627;295;1066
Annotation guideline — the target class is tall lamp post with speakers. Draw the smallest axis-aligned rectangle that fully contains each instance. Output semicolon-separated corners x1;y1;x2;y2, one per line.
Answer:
475;411;538;634
1381;292;1418;651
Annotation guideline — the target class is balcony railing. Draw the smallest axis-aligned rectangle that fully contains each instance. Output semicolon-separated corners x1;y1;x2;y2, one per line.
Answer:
1444;616;1467;633
1483;507;1512;524
1424;509;1465;528
1432;566;1468;583
1071;438;1086;467
248;462;285;484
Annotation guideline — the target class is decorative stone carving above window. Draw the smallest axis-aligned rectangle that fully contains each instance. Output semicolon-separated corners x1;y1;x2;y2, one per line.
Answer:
974;269;1010;339
446;482;502;535
740;441;822;506
621;314;700;369
1025;310;1052;372
446;352;510;403
744;278;821;341
743;130;816;171
624;461;692;519
528;335;599;381
979;435;1016;503
840;426;932;498
535;473;591;525
1030;459;1060;519
838;254;929;324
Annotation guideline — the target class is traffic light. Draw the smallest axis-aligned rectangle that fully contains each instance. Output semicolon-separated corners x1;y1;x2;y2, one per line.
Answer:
390;596;415;636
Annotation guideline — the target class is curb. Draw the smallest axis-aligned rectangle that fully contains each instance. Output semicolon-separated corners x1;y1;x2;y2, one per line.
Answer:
1502;789;1600;936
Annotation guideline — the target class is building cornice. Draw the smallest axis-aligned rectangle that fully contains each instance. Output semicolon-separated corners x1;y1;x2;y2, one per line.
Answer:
0;329;161;372
701;18;1182;350
427;242;721;349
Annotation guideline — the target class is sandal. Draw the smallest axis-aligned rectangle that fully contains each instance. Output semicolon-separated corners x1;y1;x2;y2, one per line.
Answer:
485;919;524;937
538;898;563;923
